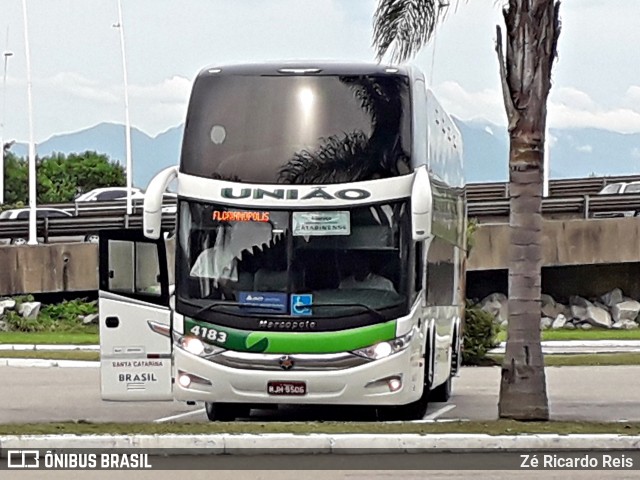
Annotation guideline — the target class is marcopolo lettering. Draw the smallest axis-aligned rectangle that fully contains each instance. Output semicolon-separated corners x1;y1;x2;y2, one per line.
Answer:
258;319;317;330
221;187;371;201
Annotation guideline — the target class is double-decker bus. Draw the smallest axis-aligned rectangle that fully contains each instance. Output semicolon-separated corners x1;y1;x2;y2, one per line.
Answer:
98;62;465;421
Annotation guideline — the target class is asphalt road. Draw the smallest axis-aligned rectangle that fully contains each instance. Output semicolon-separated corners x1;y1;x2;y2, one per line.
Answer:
2;365;640;424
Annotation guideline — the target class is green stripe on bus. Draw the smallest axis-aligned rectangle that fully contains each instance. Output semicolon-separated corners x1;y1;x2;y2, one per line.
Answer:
184;318;397;354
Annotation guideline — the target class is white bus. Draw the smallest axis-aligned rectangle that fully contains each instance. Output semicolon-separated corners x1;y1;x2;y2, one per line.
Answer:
98;62;466;421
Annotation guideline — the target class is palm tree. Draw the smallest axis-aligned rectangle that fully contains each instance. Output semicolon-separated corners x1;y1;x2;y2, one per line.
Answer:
373;0;561;420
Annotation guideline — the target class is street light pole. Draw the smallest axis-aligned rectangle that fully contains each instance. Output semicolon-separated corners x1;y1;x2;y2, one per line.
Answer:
1;46;14;205
115;0;133;215
22;0;37;244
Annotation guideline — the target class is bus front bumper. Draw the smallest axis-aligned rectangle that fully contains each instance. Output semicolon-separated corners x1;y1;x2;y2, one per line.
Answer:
172;344;426;406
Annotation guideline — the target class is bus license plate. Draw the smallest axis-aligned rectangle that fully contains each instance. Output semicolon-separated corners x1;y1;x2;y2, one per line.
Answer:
267;381;307;396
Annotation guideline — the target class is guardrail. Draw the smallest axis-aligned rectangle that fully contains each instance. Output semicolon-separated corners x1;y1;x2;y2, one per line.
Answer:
0;213;176;243
467;193;640;219
3;176;640;243
466;174;640;201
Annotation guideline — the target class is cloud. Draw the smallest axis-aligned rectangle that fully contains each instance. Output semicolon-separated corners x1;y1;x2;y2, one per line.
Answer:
552;87;598;110
128;76;191;104
433;81;640;135
627;86;640;105
433;81;506;126
548;104;640;134
41;72;119;104
576;145;593;153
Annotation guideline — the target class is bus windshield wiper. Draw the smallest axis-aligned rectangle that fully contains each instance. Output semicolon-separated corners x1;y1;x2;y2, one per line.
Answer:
297;301;387;322
180;299;284;317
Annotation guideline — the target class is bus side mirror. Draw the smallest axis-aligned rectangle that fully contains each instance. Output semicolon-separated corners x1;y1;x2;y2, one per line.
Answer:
144;166;179;240
411;166;432;241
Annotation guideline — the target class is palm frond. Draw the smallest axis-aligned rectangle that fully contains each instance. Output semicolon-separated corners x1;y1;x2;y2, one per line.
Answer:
372;0;449;63
278;132;374;184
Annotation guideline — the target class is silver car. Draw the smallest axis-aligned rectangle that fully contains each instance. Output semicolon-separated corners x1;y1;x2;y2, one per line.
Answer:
0;207;98;245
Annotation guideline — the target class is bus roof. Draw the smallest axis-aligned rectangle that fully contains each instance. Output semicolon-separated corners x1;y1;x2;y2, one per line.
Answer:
196;61;419;78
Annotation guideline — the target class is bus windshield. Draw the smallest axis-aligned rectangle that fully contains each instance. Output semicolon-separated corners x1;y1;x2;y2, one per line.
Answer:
180;74;412;184
176;200;410;325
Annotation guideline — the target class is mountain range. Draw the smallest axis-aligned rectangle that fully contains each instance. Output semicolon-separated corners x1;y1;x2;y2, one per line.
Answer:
10;119;640;187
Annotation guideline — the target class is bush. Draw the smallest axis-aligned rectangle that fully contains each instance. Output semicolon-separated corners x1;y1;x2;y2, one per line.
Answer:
463;302;499;365
0;297;98;333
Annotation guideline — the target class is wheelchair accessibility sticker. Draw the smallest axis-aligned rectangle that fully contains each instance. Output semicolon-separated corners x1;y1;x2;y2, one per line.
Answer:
291;294;313;316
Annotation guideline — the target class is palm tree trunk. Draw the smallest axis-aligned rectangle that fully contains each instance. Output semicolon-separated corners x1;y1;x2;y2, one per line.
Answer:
496;0;561;420
499;139;548;419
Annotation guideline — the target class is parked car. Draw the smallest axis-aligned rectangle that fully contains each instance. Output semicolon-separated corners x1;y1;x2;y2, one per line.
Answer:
597;182;640;195
74;187;143;202
592;182;640;219
0;207;98;245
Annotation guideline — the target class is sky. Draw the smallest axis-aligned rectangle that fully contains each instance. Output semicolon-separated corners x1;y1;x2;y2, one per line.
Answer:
1;0;639;143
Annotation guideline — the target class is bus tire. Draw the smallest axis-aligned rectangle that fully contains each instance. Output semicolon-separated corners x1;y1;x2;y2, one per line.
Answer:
205;402;249;421
429;375;452;402
430;328;458;403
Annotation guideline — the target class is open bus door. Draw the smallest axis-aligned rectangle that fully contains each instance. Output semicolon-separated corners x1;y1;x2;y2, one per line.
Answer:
98;229;173;401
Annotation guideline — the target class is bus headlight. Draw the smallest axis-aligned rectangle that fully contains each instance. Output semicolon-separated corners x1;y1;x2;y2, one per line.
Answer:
182;336;205;356
173;332;225;357
352;329;415;360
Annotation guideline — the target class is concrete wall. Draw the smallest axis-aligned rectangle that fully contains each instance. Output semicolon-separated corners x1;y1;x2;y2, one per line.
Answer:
468;217;640;271
0;243;98;296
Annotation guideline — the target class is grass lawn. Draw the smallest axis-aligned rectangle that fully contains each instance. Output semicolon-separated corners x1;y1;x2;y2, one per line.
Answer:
487;352;640;367
496;328;640;342
0;331;98;345
1;420;640;436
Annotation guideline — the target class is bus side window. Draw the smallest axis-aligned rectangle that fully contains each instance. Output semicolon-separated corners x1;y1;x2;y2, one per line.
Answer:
107;240;161;296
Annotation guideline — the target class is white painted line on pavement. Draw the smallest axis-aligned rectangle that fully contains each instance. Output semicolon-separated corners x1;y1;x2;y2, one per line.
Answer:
418;404;457;422
154;408;206;423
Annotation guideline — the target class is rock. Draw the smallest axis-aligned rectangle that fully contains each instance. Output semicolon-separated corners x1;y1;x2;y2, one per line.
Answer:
18;302;41;320
612;320;639;330
500;320;508;329
570;296;612;328
540;317;553;330
0;320;8;332
541;294;567;319
612;300;640;322
0;306;4;317
0;299;16;310
83;313;99;325
563;322;576;330
552;314;567;329
600;288;624;308
581;323;593;330
480;293;508;324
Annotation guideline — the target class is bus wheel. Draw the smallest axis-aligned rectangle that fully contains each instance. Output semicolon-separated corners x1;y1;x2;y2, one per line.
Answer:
429;375;452;402
430;331;459;403
205;402;249;421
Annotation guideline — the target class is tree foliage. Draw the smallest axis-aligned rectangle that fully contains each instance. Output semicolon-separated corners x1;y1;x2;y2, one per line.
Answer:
2;150;125;206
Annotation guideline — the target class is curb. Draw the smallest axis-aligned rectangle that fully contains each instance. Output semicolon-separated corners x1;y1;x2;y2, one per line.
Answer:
0;345;99;351
0;358;99;368
2;433;640;452
489;340;640;355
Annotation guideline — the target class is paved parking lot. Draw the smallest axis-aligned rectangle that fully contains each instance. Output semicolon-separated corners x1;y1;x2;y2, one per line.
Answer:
2;365;640;424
